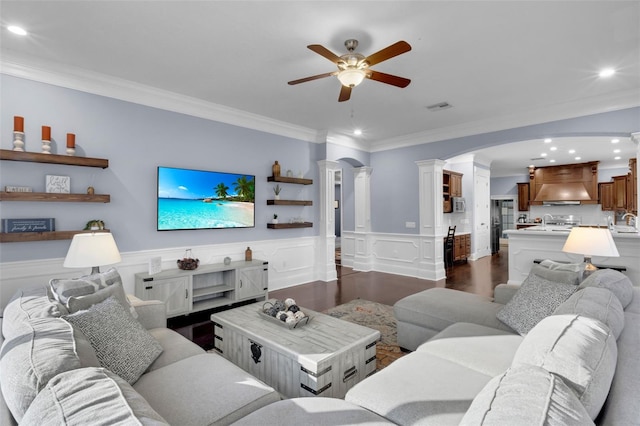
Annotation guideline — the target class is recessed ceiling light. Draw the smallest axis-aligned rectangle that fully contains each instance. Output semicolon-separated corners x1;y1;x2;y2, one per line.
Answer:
575;156;581;160
599;68;615;78
528;164;535;168
550;146;557;151
611;139;619;144
568;149;576;154
353;129;362;136
614;156;621;160
549;159;556;163
540;153;547;157
544;138;552;143
7;25;27;36
613;149;620;153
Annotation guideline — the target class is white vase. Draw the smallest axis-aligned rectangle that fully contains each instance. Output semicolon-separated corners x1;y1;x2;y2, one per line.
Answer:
272;219;278;224
275;194;280;200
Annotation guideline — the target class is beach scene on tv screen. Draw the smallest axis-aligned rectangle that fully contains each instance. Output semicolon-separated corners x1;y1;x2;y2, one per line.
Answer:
157;167;255;230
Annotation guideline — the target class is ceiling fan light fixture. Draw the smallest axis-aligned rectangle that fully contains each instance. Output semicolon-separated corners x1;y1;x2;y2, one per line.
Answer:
337;68;366;87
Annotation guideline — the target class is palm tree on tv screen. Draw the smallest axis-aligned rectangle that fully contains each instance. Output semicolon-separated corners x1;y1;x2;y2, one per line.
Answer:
214;183;229;199
233;176;255;202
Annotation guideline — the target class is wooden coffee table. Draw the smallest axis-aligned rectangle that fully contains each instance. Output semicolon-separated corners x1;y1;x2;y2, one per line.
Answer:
211;300;380;399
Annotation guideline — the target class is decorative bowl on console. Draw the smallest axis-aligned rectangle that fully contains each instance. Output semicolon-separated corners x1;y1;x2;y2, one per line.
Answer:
177;249;199;270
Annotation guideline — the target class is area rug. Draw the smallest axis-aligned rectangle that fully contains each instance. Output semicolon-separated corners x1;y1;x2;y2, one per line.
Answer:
324;299;406;370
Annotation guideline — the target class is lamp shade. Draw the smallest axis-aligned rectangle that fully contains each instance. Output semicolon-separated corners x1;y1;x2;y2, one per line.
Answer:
562;227;619;258
64;232;121;270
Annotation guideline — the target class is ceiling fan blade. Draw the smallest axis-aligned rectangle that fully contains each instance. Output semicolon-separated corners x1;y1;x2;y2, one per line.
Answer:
307;44;342;64
364;41;411;67
288;72;336;85
338;85;352;102
367;70;411;88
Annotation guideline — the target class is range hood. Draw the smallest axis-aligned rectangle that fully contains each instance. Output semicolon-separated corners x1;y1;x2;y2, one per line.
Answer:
533;182;591;204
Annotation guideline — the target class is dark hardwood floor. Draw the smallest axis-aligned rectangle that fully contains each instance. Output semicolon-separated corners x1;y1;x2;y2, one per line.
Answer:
170;247;509;349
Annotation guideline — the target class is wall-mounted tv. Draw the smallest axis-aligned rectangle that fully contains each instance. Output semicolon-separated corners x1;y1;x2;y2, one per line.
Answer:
157;166;255;231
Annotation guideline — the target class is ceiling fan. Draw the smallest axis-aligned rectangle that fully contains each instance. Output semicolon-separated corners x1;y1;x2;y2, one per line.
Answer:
288;39;412;102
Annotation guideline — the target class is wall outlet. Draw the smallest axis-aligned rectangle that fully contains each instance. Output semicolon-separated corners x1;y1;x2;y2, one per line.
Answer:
405;221;416;228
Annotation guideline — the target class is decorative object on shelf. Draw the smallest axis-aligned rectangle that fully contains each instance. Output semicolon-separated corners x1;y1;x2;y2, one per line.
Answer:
177;249;199;270
45;175;71;193
260;299;309;329
64;232;122;274
148;256;162;275
13;116;25;152
224;256;231;265
272;214;278;224
272;161;281;177
87;186;95;195
273;184;281;200
562;227;619;276
2;218;55;233
4;186;32;193
83;219;105;231
41;125;51;154
286;169;293;177
66;133;76;156
297;171;303;178
245;246;252;261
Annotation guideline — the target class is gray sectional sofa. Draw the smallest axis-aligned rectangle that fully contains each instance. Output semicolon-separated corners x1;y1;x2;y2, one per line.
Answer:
0;283;281;425
2;264;639;425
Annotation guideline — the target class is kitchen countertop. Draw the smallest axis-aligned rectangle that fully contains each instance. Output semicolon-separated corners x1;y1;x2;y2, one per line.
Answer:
508;226;639;237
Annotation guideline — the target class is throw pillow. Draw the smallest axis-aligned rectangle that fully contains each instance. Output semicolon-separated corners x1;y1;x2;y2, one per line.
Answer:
579;268;634;308
532;262;583;285
50;268;137;318
67;282;131;315
460;365;594;426
512;314;617;420
496;269;578;334
63;296;163;384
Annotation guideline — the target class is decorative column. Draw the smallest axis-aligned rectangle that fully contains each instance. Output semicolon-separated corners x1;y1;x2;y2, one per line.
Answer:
416;159;447;280
352;166;373;271
316;160;340;282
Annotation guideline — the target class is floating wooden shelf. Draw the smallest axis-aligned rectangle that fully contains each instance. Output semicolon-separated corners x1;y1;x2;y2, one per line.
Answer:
267;222;313;229
267;176;313;185
0;229;110;243
0;192;110;203
267;199;312;206
0;149;109;168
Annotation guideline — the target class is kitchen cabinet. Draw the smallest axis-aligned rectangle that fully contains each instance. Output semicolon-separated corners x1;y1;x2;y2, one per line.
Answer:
628;158;637;214
517;183;530;211
444;233;470;262
528;161;598;205
613;175;627;211
443;170;463;213
599;182;615;211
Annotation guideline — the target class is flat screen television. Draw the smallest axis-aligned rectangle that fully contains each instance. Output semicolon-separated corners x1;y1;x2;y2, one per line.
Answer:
157;166;255;231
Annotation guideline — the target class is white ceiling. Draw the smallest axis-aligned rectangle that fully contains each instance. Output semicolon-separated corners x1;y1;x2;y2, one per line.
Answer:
1;1;638;176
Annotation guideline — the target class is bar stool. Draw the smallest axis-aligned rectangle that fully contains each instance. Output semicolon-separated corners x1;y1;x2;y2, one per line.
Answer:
444;226;456;268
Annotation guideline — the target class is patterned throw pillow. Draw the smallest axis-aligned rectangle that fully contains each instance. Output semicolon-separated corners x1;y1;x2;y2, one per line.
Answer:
63;296;163;384
496;270;578;335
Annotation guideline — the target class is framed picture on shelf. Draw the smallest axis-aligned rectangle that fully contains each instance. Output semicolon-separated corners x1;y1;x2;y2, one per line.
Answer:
45;175;71;193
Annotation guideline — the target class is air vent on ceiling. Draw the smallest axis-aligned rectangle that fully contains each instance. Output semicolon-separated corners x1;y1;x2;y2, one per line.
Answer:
530;157;545;161
426;102;452;111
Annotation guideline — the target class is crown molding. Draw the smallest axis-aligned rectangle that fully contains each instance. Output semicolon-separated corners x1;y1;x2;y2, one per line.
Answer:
0;53;320;143
369;89;640;153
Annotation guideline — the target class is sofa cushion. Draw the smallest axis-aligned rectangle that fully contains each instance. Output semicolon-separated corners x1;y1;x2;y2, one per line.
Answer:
496;268;578;334
146;327;204;372
2;287;67;340
417;331;523;377
553;287;624;339
63;296;163;384
50;267;138;318
345;351;494;426
21;367;169;425
133;353;280;425
460;365;594;426
578;268;634;309
0;318;82;422
512;314;617;419
232;397;394;425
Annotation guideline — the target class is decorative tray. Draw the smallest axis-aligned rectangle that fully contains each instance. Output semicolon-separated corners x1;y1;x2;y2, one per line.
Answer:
260;300;310;329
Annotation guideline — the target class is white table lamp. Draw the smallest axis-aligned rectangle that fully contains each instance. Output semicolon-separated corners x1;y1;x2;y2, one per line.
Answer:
562;227;619;273
64;232;122;274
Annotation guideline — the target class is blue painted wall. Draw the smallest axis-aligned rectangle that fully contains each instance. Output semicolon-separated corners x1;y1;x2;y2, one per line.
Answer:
1;75;320;262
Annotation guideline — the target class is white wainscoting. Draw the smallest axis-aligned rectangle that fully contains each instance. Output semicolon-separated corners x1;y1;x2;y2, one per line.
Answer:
0;236;320;314
342;231;441;279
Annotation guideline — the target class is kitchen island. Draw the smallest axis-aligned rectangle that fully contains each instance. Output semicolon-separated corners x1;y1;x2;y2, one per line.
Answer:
504;226;640;286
